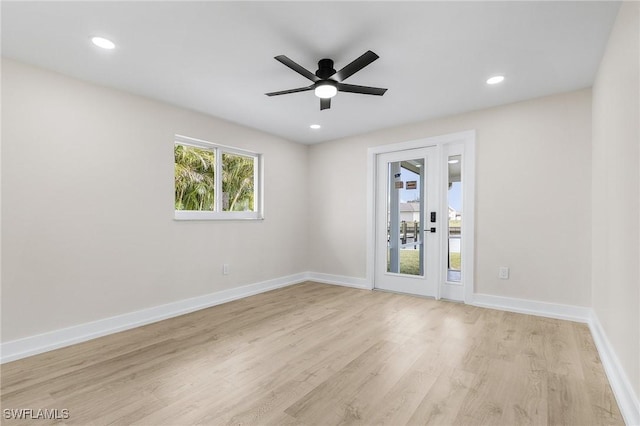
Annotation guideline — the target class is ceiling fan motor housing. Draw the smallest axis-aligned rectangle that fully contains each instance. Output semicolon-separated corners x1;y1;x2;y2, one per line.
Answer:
315;59;336;80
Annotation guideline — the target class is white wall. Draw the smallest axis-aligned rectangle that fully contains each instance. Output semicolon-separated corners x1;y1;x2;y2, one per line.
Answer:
592;1;640;399
1;59;309;341
309;89;592;307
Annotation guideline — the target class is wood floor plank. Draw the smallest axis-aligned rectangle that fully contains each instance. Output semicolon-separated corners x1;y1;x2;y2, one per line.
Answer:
542;318;585;380
452;358;516;425
498;354;548;426
0;283;622;426
365;368;439;426
547;372;593;426
406;365;475;425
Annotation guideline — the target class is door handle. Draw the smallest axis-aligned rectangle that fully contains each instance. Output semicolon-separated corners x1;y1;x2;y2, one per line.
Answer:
424;227;436;233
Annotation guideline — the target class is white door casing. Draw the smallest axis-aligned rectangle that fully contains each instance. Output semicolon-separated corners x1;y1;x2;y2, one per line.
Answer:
367;130;476;302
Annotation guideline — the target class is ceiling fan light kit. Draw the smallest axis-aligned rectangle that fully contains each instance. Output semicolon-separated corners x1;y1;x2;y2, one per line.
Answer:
314;81;337;99
266;50;387;110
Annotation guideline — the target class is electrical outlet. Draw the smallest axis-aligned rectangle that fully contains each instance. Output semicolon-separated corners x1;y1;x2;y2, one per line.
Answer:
223;264;229;275
499;267;509;279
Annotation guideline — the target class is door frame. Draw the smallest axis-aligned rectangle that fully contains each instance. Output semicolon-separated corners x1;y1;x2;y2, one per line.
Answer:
366;130;476;302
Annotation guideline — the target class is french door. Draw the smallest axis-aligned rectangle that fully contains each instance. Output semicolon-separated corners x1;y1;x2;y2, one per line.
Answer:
374;147;439;297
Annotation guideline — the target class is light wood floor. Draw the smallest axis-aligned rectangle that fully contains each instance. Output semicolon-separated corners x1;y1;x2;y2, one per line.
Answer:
1;282;623;425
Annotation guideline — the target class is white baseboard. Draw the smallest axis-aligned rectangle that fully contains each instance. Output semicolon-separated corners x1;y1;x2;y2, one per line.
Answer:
304;272;371;290
470;293;591;323
589;312;640;426
0;273;308;364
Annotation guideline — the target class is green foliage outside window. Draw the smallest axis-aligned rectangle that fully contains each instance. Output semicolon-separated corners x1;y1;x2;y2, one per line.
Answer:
174;145;255;212
221;153;255;212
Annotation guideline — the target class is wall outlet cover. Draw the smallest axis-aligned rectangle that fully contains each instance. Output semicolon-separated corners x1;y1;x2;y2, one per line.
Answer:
499;267;509;279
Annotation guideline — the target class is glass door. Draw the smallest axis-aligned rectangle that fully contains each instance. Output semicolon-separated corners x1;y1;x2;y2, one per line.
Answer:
374;147;439;297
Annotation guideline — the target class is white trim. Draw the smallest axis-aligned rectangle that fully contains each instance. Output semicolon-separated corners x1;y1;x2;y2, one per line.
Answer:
175;134;258;158
0;273;307;364
365;148;376;289
367;130;476;156
470;293;591;323
174;210;264;221
305;272;370;290
440;282;464;301
215;140;223;211
461;134;476;303
589;312;640;426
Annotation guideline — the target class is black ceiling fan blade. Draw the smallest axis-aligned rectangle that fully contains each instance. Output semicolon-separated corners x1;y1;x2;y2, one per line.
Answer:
274;55;319;82
265;85;314;96
334;50;379;82
337;83;387;96
320;98;331;110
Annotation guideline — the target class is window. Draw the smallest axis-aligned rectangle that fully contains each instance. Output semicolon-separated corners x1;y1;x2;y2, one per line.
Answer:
174;135;262;220
447;154;462;282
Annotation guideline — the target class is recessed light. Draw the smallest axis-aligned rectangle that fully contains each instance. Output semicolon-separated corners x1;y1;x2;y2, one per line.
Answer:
310;124;321;130
486;75;504;85
91;36;115;50
448;159;459;164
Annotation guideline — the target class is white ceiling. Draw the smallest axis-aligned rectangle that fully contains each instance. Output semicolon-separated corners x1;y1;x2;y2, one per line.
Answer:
1;1;620;144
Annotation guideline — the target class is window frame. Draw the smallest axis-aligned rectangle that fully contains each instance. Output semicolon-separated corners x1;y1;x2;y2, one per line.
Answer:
174;134;264;221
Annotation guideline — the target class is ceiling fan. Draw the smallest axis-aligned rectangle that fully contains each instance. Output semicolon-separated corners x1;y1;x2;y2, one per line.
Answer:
265;50;387;110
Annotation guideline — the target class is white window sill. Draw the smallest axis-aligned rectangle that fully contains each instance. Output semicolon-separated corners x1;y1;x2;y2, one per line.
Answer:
174;210;264;221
